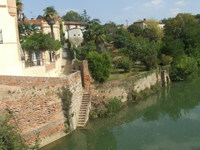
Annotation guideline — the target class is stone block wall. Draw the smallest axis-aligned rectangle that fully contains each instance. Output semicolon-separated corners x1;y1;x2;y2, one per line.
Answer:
0;71;82;147
90;70;161;103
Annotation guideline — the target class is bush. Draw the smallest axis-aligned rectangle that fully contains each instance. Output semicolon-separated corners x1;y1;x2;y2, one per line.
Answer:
86;52;112;82
142;55;158;70
117;57;132;72
160;54;173;65
107;98;121;113
170;56;198;80
0;111;40;150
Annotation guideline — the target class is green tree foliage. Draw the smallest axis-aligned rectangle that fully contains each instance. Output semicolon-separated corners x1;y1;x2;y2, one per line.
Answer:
117;57;132;72
43;6;58;18
62;10;84;22
83;21;106;54
162;13;200;80
127;24;143;37
164;13;200;51
143;19;164;43
0;111;40;150
16;0;23;14
170;56;198;80
18;22;37;44
104;21;118;43
59;21;65;45
43;6;58;38
81;10;90;22
0;112;28;150
22;32;61;65
114;27;130;48
142;55;158;70
86;52;112;82
121;37;158;62
74;41;96;61
160;54;173;65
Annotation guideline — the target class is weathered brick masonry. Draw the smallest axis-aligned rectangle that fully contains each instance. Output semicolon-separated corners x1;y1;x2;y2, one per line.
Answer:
0;71;82;147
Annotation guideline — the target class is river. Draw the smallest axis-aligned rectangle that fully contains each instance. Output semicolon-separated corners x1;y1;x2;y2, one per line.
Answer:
40;74;200;150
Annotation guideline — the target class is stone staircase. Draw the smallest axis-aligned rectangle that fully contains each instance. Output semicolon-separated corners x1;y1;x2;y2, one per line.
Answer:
77;93;91;127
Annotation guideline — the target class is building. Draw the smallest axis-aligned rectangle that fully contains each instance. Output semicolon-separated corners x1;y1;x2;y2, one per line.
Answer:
134;18;165;29
0;0;62;77
63;21;87;47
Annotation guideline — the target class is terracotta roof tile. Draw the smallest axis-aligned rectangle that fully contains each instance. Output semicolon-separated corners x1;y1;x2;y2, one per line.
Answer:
64;21;87;25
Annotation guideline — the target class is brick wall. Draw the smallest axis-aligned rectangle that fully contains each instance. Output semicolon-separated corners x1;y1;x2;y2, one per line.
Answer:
0;71;82;147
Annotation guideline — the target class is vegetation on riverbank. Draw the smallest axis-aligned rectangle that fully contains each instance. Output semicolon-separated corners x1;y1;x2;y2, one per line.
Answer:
57;87;72;133
0;110;40;150
90;81;162;119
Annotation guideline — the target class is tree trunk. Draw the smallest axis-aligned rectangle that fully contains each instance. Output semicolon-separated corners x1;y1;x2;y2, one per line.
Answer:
96;42;104;54
29;51;32;66
49;24;54;62
36;50;40;66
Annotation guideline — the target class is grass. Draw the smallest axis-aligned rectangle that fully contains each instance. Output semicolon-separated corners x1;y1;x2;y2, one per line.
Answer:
107;64;147;81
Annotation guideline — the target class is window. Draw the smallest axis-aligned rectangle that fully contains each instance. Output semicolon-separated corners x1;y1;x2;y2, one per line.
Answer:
74;34;76;36
78;34;80;36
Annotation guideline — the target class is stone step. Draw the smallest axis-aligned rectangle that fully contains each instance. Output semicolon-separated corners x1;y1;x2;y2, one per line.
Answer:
78;120;85;122
78;116;85;120
79;111;86;113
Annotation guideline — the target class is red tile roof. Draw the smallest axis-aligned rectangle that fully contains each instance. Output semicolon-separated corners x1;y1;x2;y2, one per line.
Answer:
64;21;87;25
18;19;42;25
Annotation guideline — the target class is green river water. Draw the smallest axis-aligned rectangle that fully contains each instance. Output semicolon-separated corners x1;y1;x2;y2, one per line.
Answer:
40;75;200;150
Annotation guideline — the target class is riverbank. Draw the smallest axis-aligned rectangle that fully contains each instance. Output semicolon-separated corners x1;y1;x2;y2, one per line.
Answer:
89;69;170;119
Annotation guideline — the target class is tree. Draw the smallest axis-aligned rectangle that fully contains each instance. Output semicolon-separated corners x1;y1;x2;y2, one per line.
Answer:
83;21;106;54
143;19;164;43
62;10;84;22
104;21;118;42
81;10;90;22
18;22;37;43
164;13;200;58
22;32;61;65
43;6;58;37
121;37;158;62
91;18;101;24
127;24;143;36
114;27;130;48
86;52;112;82
43;6;58;62
16;0;23;15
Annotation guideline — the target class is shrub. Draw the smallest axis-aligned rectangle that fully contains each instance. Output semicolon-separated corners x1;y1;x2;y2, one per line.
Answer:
142;55;158;70
86;52;112;82
117;57;132;72
160;54;173;65
57;87;72;132
0;110;40;150
170;56;198;80
107;97;121;113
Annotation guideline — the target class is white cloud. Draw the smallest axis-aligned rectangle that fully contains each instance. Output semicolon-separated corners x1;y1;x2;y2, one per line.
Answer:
175;1;186;6
121;6;133;11
57;9;79;16
169;8;181;16
144;0;163;7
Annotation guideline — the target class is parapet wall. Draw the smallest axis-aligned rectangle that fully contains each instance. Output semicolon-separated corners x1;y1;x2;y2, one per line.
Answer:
0;71;82;147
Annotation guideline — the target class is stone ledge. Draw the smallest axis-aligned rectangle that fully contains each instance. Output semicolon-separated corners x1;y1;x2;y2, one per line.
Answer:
22;119;65;137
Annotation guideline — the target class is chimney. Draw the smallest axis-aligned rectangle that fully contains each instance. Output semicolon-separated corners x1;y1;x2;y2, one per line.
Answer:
144;18;146;21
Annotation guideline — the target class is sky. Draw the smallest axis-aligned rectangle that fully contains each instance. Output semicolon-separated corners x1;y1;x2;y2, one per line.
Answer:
22;0;200;25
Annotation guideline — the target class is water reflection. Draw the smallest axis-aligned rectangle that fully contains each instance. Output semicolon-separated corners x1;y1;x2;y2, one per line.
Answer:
40;75;200;150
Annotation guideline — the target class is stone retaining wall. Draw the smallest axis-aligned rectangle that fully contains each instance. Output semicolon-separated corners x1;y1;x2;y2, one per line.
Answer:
0;71;82;147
